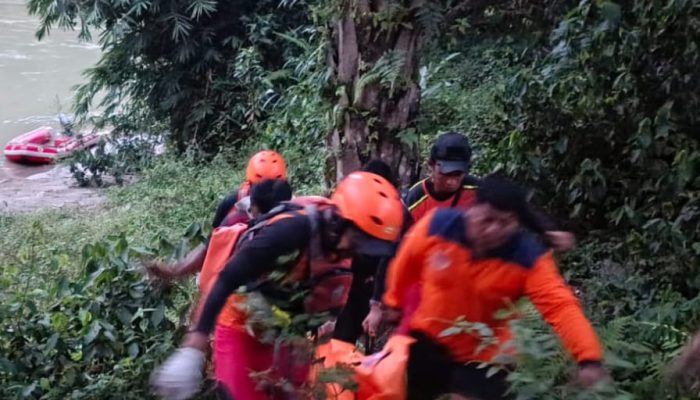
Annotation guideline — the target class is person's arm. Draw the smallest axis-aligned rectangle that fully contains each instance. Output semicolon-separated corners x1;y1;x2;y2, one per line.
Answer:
332;256;374;342
193;216;311;336
146;244;208;280
522;204;576;252
524;252;603;363
371;258;389;302
382;212;430;310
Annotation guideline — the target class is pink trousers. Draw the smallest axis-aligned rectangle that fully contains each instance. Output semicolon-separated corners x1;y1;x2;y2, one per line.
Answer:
214;324;310;400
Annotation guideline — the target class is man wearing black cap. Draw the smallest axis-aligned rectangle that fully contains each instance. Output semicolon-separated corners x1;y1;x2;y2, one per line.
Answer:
404;132;480;223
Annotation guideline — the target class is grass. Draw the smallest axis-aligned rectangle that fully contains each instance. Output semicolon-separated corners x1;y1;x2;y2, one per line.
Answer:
0;155;240;272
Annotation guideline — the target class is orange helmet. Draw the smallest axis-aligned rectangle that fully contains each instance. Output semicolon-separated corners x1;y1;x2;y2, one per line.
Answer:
331;172;404;256
245;150;287;184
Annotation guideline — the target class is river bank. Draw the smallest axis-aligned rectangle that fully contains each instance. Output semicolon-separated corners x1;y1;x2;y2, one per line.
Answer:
0;165;104;214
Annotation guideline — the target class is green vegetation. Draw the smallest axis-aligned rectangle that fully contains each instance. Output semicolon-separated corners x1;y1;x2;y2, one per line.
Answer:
1;0;699;399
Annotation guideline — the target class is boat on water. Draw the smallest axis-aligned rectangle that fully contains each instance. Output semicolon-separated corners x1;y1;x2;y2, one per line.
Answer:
3;126;104;165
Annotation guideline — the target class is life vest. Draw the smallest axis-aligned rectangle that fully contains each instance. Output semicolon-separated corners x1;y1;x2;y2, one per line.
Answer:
242;196;353;315
403;177;479;222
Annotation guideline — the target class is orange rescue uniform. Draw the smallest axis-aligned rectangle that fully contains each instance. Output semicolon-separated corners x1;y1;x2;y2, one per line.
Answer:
384;208;603;364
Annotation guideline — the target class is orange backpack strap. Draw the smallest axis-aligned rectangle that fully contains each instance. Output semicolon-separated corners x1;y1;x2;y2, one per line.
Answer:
198;223;250;329
199;223;249;293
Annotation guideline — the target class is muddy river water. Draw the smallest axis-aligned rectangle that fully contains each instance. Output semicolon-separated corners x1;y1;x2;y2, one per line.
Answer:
0;0;100;174
0;0;102;211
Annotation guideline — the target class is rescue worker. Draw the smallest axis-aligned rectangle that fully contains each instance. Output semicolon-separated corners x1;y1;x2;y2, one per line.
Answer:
145;150;287;279
403;131;481;222
384;175;608;400
191;179;293;400
211;150;288;228
363;132;576;337
151;171;405;400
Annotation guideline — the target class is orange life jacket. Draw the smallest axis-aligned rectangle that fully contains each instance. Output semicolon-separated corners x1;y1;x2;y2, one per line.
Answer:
404;178;478;222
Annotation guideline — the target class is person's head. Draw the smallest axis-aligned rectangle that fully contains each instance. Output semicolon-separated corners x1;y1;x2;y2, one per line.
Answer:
249;179;293;217
328;172;404;258
245;150;287;185
362;159;396;187
428;132;472;195
467;174;538;253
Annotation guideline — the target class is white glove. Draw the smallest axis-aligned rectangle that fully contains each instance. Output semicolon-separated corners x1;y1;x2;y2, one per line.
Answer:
151;347;205;400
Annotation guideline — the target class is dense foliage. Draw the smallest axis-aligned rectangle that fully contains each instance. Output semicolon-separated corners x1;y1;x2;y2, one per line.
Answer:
2;0;699;399
495;0;700;324
28;0;313;152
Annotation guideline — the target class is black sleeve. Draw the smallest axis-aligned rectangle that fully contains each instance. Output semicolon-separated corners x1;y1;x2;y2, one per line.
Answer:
371;257;389;302
194;215;311;335
371;206;411;302
332;256;376;343
211;192;239;229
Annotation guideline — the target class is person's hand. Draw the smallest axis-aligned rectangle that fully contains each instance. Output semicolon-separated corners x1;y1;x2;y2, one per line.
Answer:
150;347;206;400
317;320;336;338
576;362;609;388
362;304;383;337
545;231;576;252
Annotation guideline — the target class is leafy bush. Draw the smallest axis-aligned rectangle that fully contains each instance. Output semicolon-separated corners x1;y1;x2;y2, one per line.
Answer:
69;135;163;187
0;227;202;399
491;0;699;293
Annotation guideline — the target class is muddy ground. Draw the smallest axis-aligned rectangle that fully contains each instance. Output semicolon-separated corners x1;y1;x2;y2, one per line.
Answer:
0;164;104;214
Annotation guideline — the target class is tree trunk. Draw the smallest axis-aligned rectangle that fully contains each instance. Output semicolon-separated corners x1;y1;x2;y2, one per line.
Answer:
327;0;425;188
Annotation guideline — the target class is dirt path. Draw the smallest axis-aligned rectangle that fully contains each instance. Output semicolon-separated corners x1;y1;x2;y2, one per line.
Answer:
0;165;104;214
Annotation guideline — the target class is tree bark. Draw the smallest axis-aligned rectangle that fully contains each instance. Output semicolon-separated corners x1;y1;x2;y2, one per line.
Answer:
327;0;424;187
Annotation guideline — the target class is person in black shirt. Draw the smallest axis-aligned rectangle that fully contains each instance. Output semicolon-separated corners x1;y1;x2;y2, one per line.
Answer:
152;172;407;400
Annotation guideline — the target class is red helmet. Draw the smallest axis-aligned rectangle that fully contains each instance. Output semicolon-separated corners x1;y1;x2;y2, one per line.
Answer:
245;150;287;184
331;172;404;255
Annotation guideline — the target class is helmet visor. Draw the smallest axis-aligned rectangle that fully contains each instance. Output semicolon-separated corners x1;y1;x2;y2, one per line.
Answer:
350;227;397;257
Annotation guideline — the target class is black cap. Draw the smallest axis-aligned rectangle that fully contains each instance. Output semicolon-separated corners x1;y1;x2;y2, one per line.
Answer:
430;132;472;174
